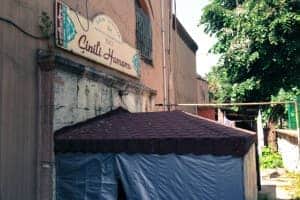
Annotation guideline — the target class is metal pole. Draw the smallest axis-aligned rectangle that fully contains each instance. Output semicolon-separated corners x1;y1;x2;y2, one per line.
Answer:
161;0;167;111
257;109;264;155
178;101;294;107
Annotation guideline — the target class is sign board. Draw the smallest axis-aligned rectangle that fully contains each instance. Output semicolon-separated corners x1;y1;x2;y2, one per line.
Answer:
55;1;141;78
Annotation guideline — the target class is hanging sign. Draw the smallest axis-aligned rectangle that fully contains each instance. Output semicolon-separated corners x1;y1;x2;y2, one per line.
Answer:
55;1;141;78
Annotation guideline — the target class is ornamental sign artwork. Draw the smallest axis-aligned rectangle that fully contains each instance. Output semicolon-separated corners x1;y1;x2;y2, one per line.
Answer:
55;1;141;78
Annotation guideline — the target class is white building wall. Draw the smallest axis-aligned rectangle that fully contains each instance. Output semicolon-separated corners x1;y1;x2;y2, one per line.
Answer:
277;131;299;172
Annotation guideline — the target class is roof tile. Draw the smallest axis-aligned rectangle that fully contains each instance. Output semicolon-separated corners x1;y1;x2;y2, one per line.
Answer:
55;107;256;156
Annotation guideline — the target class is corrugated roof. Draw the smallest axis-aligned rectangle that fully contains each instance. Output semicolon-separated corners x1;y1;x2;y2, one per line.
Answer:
55;107;256;156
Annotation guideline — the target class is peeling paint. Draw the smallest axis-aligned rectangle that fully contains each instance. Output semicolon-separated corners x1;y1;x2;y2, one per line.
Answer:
53;68;152;131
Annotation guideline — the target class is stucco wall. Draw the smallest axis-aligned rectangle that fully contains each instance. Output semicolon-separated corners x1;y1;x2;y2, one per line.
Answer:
0;0;50;199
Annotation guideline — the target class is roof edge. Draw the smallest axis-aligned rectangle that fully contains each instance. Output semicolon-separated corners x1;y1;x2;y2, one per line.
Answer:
55;107;130;136
182;111;256;135
172;15;198;53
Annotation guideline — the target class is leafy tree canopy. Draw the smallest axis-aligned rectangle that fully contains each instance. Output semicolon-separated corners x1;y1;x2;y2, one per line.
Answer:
201;0;300;106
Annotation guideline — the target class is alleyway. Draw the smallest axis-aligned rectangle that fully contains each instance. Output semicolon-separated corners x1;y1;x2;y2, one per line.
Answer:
259;169;299;200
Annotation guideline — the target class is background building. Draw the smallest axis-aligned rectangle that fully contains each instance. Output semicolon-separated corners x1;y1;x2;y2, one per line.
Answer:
169;16;211;114
169;16;198;114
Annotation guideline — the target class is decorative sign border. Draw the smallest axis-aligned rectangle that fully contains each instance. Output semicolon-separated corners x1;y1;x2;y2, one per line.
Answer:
55;1;141;78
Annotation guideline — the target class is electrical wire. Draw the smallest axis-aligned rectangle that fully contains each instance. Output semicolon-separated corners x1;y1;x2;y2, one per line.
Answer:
0;17;49;40
75;0;90;32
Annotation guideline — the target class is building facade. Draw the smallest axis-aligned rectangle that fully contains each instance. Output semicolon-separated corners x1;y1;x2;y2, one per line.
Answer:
0;0;206;199
169;16;205;114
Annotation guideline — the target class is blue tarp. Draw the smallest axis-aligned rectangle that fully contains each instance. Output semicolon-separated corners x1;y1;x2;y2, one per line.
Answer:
56;153;244;200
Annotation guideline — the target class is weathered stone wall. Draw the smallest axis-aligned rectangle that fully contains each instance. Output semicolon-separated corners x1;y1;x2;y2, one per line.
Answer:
53;67;154;131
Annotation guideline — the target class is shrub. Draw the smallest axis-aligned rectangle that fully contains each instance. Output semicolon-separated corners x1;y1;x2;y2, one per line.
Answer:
260;147;283;169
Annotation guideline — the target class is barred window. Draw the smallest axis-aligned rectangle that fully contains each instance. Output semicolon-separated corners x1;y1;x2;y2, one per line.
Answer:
135;0;152;64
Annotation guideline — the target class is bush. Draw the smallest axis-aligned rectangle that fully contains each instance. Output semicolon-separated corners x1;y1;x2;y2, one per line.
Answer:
260;147;283;169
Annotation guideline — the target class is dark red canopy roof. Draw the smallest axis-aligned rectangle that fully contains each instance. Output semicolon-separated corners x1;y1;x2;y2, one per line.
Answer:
55;107;256;156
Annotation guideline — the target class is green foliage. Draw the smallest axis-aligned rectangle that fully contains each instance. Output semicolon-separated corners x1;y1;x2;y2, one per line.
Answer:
260;147;283;169
202;0;300;120
39;11;52;38
261;88;300;124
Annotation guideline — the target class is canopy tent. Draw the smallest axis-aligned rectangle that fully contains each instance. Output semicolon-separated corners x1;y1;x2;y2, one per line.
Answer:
55;107;257;200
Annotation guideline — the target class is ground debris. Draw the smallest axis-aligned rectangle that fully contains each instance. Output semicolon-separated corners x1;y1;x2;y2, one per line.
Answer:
259;168;298;200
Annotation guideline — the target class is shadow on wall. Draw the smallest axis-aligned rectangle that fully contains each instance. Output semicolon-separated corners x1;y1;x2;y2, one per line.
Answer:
259;184;292;200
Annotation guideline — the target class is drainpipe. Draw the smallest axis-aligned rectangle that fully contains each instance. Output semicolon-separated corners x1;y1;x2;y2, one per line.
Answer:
172;0;178;111
161;0;167;111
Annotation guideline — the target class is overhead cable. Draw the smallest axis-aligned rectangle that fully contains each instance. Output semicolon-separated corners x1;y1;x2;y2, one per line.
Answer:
0;17;50;40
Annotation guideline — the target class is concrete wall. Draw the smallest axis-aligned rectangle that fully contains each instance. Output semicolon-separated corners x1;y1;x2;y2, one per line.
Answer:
197;107;216;120
56;0;171;110
243;143;258;200
0;0;50;199
170;29;198;114
197;77;209;104
276;129;299;172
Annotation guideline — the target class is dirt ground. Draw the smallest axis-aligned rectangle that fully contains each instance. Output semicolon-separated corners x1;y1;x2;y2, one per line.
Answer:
259;168;298;200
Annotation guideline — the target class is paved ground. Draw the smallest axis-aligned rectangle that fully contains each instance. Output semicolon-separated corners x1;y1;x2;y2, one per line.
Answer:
259;168;296;200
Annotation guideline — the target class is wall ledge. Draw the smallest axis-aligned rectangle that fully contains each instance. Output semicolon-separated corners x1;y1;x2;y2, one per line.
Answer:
36;49;157;96
276;129;298;144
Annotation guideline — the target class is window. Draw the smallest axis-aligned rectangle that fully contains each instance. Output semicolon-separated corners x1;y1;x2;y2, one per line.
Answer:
135;0;152;64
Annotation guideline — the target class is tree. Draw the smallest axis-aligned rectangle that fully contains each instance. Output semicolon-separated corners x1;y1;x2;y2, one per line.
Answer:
201;0;300;126
201;0;300;104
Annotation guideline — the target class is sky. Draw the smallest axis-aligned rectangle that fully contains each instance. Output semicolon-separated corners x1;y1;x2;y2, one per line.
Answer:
175;0;219;77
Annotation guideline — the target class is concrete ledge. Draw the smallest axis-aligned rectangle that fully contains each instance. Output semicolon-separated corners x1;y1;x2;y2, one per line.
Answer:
276;129;299;172
36;49;157;96
276;129;298;144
